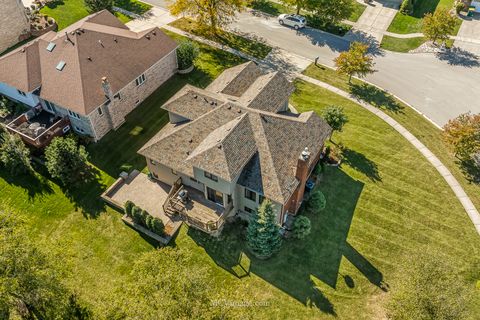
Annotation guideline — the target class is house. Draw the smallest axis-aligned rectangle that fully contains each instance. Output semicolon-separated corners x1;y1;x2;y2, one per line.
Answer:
138;62;332;235
0;10;178;147
0;0;30;53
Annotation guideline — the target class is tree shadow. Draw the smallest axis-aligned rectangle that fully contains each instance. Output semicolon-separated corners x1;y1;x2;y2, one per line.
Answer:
60;166;107;219
44;0;65;9
349;82;404;114
250;1;283;17
341;147;381;182
458;158;480;184
0;167;53;200
295;26;351;53
435;47;480;68
188;168;387;314
114;0;152;15
344;30;385;57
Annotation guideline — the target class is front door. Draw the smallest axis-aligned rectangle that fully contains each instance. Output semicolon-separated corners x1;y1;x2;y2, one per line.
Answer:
206;187;223;206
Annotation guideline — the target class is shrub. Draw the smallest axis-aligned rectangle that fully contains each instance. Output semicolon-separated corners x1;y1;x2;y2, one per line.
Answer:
322;106;349;138
132;206;143;225
84;0;113;13
306;190;326;213
151;218;165;236
292;216;311;239
176;40;199;70
455;2;465;14
145;214;153;230
399;0;413;15
124;201;135;218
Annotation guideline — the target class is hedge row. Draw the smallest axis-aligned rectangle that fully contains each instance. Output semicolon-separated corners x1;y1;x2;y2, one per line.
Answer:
124;201;165;236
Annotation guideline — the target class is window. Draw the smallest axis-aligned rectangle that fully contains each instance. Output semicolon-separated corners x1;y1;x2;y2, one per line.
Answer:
204;171;218;182
244;206;254;214
190;177;198;183
98;107;103;116
68;110;80;119
135;74;146;86
44;100;55;112
245;189;256;202
17;90;26;97
75;126;84;133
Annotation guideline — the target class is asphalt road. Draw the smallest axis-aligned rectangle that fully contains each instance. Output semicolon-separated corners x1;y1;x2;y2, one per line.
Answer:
231;12;480;126
142;0;480;126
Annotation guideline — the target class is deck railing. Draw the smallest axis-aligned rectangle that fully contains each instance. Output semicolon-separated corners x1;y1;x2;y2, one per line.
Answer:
7;116;70;148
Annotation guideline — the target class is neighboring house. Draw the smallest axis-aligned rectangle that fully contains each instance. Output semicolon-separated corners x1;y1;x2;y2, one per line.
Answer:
138;62;332;235
0;0;30;53
0;10;178;147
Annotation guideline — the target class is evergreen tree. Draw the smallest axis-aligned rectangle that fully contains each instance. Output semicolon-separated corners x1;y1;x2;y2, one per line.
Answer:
292;216;311;239
322;105;349;141
0;132;32;174
84;0;113;13
45;137;89;186
246;200;282;259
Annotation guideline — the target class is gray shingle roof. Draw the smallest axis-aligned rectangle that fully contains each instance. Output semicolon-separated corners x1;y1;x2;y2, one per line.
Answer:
206;61;263;97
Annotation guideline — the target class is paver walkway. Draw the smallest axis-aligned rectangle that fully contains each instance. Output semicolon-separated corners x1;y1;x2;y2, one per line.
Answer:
127;7;480;235
297;73;480;235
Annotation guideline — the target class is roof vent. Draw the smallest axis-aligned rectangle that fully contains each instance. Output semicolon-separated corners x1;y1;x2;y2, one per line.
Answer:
193;94;197;99
80;28;85;33
98;40;104;47
237;109;242;113
56;61;66;71
186;151;190;155
301;147;311;160
210;101;215;105
188;138;193;143
70;31;75;35
87;56;92;61
21;47;26;53
152;31;156;36
146;35;151;40
227;105;231;110
114;38;118;43
217;145;222;149
46;42;56;52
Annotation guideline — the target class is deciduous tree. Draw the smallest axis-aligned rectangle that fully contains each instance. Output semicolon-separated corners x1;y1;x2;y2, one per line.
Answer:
246;200;282;259
307;0;354;25
45;137;90;186
322;106;348;140
443;112;480;160
334;41;375;83
280;0;306;15
0;132;32;174
422;8;457;45
386;250;473;320
109;247;228;319
169;0;247;34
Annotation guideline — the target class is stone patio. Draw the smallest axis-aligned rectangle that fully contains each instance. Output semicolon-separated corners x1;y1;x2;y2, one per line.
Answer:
102;170;183;240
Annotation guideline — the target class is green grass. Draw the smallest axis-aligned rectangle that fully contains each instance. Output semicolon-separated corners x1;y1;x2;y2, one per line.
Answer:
380;35;426;52
3;67;480;318
303;63;480;213
40;0;152;30
349;1;367;23
169;18;273;59
387;0;461;34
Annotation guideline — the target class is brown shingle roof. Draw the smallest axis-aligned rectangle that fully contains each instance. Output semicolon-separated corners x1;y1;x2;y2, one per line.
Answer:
0;10;178;115
139;94;332;204
206;61;263;97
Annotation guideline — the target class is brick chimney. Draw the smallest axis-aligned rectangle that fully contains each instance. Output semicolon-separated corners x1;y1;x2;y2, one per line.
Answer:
286;147;311;214
101;76;113;98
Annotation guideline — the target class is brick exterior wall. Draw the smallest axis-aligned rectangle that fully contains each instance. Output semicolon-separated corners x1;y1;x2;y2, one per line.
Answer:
0;0;30;53
90;49;178;140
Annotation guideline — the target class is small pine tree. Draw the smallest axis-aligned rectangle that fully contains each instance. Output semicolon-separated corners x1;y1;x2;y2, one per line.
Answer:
84;0;113;13
145;214;153;230
246;200;282;259
132;206;143;225
292;216;311;239
306;190;326;213
0;132;32;174
124;201;135;218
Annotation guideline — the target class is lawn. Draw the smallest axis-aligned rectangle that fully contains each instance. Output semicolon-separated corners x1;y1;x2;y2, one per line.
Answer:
302;63;480;213
40;0;152;30
387;0;461;34
2;59;480;317
380;35;426;52
169;18;273;59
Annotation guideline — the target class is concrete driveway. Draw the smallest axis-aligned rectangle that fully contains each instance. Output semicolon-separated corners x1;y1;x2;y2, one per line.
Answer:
348;0;401;42
455;14;480;54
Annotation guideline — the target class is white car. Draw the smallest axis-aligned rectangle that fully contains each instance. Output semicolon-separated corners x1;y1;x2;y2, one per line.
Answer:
278;14;306;30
